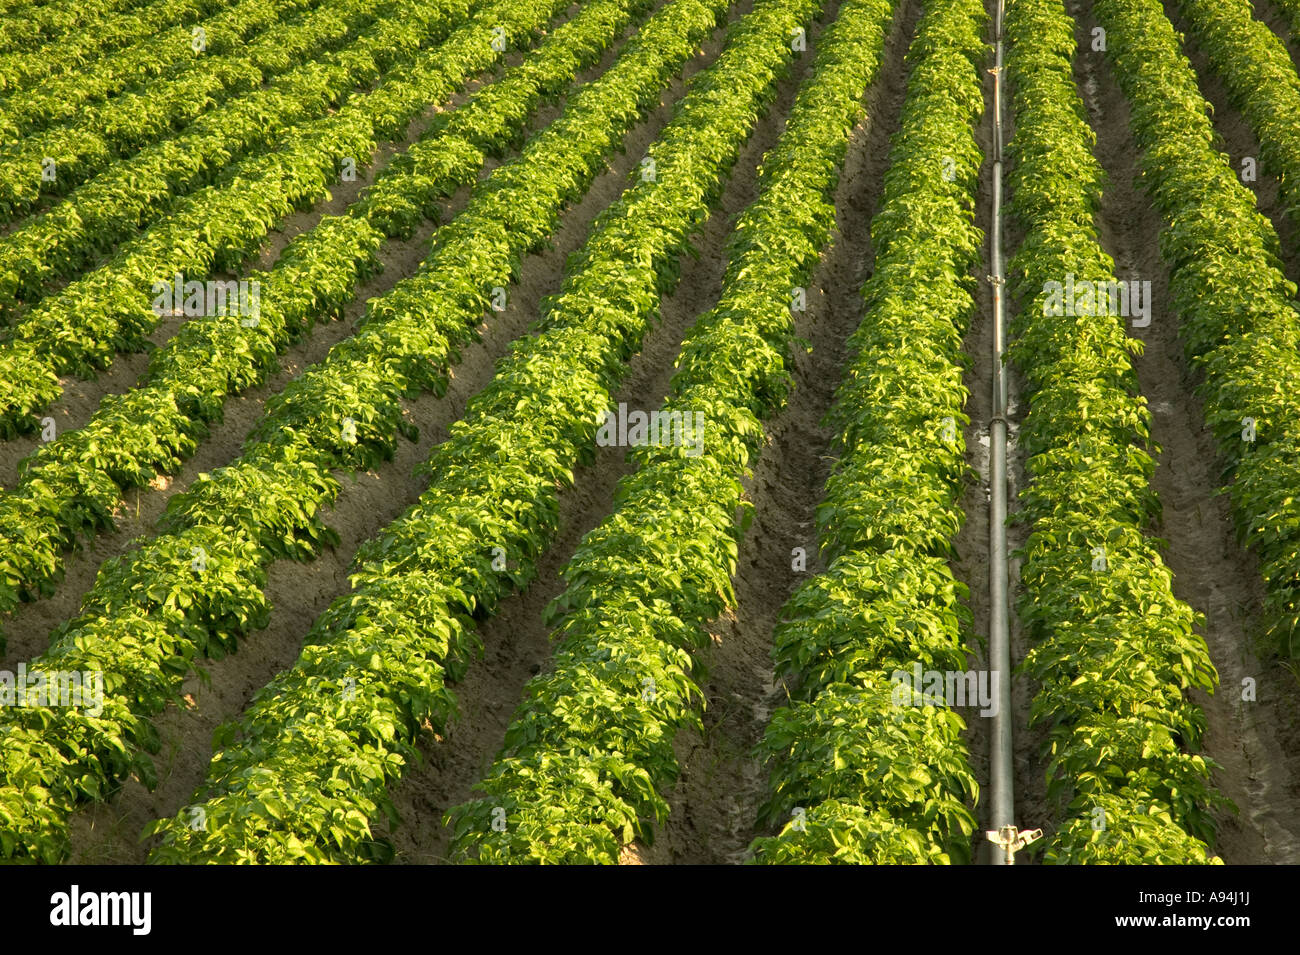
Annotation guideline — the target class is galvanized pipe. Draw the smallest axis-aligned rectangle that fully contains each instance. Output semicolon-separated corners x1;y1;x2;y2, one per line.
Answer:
986;0;1015;864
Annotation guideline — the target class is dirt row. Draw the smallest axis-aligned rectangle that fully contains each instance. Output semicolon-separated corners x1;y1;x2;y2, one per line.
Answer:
630;0;923;865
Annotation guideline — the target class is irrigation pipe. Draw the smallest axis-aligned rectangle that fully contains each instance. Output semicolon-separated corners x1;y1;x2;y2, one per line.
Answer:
985;0;1022;865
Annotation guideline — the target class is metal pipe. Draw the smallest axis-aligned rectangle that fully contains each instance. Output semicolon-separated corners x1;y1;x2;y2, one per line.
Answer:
986;0;1015;864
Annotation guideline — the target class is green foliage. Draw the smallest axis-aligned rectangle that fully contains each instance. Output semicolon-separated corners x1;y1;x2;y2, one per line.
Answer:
748;0;986;866
1176;0;1300;232
0;0;345;220
145;0;740;863
752;800;953;864
1093;0;1300;656
755;681;977;862
772;552;971;699
1005;0;1224;863
0;0;490;423
0;0;703;863
451;754;646;864
0;0;640;624
0;0;228;96
452;0;908;865
0;0;460;302
1047;794;1225;865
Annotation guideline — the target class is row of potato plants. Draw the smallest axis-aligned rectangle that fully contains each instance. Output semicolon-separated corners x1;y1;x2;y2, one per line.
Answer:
0;0;322;139
0;0;137;52
0;0;732;863
1004;0;1223;865
0;0;653;635
0;0;225;93
449;0;908;865
1094;0;1300;657
0;0;487;427
0;0;452;242
0;0;352;210
741;0;984;866
143;0;822;864
1173;0;1300;242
